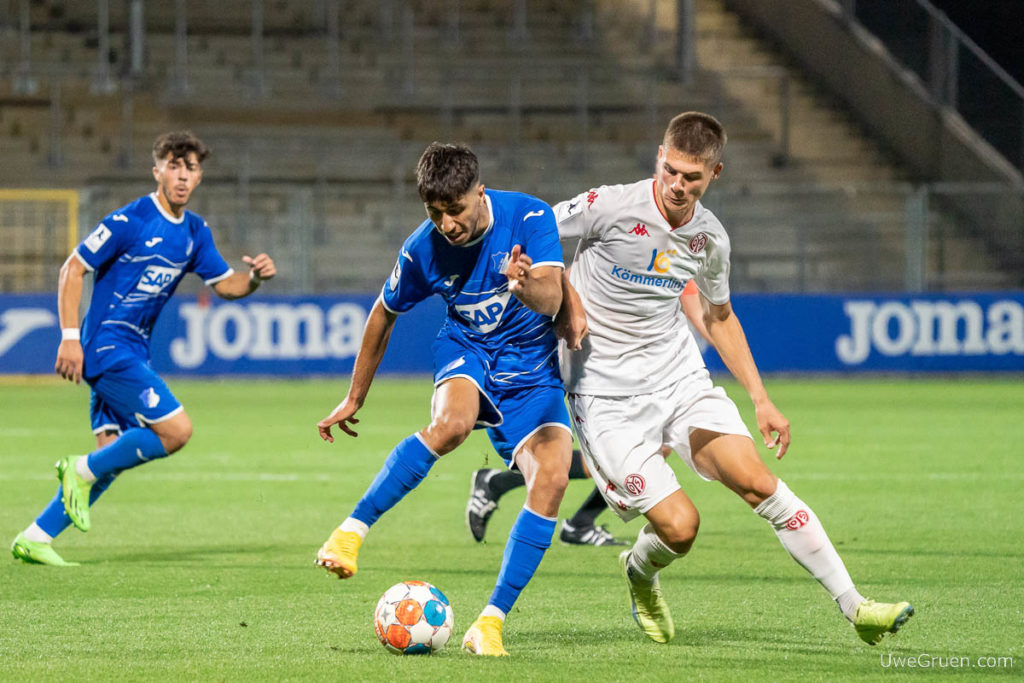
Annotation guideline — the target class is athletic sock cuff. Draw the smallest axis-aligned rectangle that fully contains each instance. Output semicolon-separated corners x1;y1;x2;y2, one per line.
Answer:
754;479;798;527
509;507;556;550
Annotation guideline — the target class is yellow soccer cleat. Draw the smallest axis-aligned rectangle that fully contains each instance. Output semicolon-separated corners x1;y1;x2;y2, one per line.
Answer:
315;528;362;579
619;550;675;643
853;599;914;645
461;615;510;656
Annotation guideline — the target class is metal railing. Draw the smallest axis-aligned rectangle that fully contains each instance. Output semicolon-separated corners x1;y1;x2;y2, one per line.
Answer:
840;0;1024;173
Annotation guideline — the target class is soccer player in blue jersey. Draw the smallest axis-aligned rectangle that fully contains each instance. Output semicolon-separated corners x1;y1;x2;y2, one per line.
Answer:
10;131;276;567
315;142;573;656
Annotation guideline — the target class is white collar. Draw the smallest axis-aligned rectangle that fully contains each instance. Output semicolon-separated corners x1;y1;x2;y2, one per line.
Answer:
149;192;186;224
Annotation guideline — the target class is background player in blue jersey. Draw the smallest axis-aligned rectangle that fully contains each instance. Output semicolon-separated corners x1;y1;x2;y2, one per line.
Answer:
315;142;573;656
11;131;276;567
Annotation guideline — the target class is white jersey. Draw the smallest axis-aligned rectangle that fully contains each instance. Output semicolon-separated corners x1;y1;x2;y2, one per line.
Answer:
554;179;732;396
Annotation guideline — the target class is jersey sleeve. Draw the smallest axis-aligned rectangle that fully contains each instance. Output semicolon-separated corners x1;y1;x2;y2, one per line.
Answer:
520;200;564;270
74;216;129;272
554;185;623;243
379;242;430;314
693;232;732;305
189;220;234;285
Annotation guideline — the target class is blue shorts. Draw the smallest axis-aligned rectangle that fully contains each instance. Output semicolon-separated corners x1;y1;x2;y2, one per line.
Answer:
433;335;570;466
86;353;183;435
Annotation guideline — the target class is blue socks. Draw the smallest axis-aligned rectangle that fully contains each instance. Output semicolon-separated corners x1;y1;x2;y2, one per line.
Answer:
34;428;168;539
489;507;557;613
35;472;118;538
87;428;167;477
351;434;437;527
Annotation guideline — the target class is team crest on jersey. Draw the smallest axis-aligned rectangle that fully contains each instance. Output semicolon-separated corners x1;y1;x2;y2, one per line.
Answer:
454;291;512;333
624;473;646;495
137;265;182;294
688;232;708;254
492;251;511;273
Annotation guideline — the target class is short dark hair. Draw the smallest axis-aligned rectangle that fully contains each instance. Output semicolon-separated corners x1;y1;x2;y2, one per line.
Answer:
152;130;210;164
663;112;726;165
416;142;480;204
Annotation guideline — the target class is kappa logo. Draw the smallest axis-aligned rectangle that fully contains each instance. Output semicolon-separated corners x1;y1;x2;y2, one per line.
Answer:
586;190;599;207
688;232;709;254
629;223;649;237
624;473;646;495
785;510;810;530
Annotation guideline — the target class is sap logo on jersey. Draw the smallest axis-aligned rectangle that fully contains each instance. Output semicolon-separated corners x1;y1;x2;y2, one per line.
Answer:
836;298;1024;364
137;265;182;294
454;292;512;333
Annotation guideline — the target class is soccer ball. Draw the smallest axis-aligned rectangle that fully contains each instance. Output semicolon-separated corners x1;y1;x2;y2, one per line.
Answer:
373;580;454;655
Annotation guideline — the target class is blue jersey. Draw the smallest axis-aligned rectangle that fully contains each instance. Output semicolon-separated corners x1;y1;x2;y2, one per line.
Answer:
381;189;564;389
75;193;232;375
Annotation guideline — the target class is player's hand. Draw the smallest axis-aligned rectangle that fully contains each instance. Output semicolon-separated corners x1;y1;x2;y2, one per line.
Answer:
243;253;276;282
554;298;589;350
54;340;84;384
317;398;360;442
504;244;533;295
755;398;790;459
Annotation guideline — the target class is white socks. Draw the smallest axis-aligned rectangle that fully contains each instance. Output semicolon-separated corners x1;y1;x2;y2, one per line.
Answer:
625;523;686;584
755;480;860;616
481;605;507;621
75;455;97;483
23;522;53;543
339;517;370;539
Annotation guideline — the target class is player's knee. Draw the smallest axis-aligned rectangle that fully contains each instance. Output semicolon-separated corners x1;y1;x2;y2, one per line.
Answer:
739;472;779;508
425;414;473;453
660;512;699;553
156;418;193;454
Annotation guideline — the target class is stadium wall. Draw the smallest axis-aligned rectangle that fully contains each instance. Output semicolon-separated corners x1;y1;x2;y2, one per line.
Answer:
1;293;1021;375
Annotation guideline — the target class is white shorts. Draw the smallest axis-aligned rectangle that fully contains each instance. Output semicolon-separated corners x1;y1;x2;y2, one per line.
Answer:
567;368;752;521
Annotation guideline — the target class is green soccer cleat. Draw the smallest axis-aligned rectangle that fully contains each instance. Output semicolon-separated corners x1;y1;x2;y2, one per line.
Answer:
56;455;93;532
853;599;915;645
11;533;79;567
619;550;675;643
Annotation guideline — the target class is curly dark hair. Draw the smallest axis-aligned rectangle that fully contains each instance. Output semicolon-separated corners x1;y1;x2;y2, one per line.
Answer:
152;130;210;164
416;142;480;204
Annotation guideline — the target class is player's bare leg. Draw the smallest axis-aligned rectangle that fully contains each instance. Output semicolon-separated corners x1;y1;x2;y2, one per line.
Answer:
318;379;478;579
691;428;913;644
463;426;571;656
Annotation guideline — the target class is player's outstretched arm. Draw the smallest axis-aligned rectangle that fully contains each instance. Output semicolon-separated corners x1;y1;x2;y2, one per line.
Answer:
317;299;399;443
212;253;276;299
554;272;588;350
54;253;87;384
702;296;791;459
504;244;563;317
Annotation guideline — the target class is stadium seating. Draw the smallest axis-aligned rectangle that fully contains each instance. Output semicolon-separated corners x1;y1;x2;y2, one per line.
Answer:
0;0;1014;293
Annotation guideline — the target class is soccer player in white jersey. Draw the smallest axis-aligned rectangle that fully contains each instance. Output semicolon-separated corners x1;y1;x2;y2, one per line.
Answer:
11;131;276;567
553;112;913;646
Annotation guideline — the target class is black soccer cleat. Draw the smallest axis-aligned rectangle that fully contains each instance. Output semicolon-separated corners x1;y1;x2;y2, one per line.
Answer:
466;469;500;543
559;520;626;546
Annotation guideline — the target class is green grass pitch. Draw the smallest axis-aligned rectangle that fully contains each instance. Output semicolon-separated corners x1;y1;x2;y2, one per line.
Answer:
1;376;1021;681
